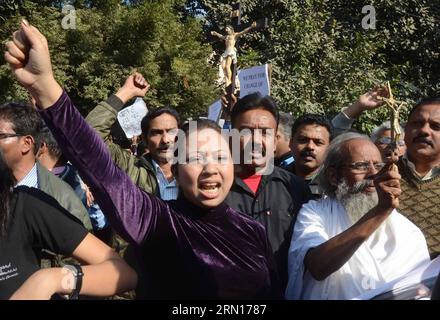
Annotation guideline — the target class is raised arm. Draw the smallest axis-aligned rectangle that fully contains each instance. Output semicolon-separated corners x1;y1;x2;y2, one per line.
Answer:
236;21;257;37
343;85;389;119
86;72;149;142
4;20;166;245
210;30;226;40
332;85;390;135
85;74;157;193
304;169;401;281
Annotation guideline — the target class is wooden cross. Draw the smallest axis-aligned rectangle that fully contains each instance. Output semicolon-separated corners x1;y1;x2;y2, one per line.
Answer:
211;2;268;124
378;81;407;169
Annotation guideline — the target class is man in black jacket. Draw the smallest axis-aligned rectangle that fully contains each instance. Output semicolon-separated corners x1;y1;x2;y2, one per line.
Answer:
289;114;333;199
225;93;312;290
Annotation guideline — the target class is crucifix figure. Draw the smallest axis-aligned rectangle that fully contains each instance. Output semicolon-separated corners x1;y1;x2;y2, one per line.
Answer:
211;21;257;87
378;81;407;170
210;2;268;122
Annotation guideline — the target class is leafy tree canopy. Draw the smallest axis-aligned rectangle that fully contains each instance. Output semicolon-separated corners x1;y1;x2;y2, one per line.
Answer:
0;0;218;118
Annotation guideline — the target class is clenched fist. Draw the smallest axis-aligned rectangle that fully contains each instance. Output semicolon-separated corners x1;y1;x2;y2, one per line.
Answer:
4;20;62;107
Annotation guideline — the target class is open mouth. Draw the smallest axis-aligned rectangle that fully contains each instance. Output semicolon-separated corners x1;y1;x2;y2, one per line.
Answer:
158;147;171;153
199;182;221;199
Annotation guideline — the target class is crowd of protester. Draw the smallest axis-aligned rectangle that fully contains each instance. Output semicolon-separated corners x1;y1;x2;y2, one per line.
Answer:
1;20;440;300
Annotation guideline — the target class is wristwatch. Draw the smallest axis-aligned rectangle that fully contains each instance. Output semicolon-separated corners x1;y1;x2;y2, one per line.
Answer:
64;264;84;300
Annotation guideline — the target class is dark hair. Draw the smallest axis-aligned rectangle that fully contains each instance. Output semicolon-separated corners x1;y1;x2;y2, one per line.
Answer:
231;93;279;129
408;96;440;119
0;102;44;155
291;114;334;140
0;150;15;238
180;118;221;135
136;140;148;156
141;107;181;137
110;120;132;150
38;125;65;161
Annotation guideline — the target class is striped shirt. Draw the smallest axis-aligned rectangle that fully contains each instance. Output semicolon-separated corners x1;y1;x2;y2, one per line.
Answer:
152;160;178;200
15;163;39;188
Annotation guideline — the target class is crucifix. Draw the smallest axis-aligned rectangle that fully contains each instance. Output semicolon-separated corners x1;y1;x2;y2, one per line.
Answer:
378;81;407;171
210;2;268;123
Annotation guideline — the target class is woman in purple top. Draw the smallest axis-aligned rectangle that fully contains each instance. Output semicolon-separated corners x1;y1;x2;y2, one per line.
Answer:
5;21;279;299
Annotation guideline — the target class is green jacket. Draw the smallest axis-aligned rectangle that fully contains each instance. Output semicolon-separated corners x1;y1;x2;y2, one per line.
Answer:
37;161;92;231
85;95;158;195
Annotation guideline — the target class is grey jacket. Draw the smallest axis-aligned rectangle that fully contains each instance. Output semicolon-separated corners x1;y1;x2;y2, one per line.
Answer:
37;161;92;231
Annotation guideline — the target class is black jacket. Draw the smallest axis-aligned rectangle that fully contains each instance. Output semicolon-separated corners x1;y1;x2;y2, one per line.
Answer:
289;163;324;199
225;166;311;289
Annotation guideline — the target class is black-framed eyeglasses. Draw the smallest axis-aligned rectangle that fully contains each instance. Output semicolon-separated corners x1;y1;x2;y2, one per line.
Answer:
376;137;405;146
0;133;22;140
343;161;386;173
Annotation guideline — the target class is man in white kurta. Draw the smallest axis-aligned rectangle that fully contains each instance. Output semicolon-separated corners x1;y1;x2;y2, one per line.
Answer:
285;133;430;300
286;197;429;300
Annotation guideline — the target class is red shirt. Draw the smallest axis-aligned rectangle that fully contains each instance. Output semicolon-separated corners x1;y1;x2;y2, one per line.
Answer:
241;173;262;195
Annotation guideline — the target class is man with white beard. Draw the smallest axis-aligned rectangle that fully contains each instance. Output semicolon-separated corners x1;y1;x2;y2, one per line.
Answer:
286;132;430;300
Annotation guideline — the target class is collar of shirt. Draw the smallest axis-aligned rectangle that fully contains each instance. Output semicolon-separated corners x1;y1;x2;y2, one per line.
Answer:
402;153;440;181
276;153;294;169
151;159;178;200
292;163;319;182
15;163;39;188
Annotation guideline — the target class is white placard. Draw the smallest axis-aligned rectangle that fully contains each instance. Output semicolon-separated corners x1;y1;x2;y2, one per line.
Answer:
117;97;148;138
238;64;271;97
207;100;222;122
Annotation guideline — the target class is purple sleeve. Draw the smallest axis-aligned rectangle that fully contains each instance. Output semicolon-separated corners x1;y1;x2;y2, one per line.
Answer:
39;91;167;245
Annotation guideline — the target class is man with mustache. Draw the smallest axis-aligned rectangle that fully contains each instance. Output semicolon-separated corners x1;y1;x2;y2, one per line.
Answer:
86;72;180;200
397;96;440;258
226;93;312;290
86;73;180;299
290;114;333;198
288;86;389;198
286;132;430;300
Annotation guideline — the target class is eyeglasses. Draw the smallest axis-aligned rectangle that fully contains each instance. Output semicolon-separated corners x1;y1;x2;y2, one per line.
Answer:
343;161;386;173
0;133;22;140
376;137;405;146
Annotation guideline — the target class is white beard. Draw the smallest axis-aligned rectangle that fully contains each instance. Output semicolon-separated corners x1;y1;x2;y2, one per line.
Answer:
335;179;393;244
335;179;379;225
